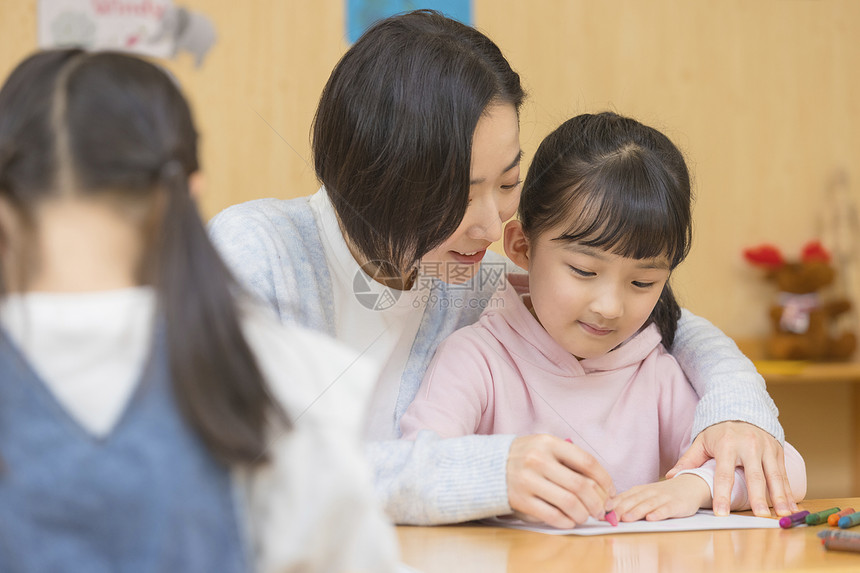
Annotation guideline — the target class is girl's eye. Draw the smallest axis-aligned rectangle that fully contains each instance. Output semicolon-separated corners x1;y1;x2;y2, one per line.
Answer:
632;281;655;289
500;180;522;191
569;266;595;277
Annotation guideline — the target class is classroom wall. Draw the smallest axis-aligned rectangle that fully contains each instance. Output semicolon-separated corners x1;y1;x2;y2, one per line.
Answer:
2;0;858;497
5;0;857;341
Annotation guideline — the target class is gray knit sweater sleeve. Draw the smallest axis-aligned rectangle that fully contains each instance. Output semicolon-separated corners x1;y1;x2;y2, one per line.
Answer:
208;198;335;334
672;309;785;443
367;433;515;524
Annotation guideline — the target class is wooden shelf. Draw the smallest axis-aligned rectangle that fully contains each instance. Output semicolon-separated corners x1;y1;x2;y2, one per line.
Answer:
735;338;860;385
752;360;860;384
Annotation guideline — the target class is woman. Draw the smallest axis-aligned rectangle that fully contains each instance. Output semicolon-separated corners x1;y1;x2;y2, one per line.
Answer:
209;10;794;526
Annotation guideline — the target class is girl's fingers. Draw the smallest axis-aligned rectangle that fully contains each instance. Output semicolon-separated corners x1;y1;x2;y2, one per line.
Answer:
556;439;616;498
607;486;651;521
633;496;670;521
507;435;610;527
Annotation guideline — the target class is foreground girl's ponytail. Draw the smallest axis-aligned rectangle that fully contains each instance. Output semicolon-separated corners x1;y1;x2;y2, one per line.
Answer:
155;158;289;465
0;50;289;467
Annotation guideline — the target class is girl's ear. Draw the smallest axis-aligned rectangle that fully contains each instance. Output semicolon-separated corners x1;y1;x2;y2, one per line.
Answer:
504;220;530;271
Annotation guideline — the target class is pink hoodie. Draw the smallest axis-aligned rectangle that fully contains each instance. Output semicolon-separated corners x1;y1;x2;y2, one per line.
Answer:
400;277;807;506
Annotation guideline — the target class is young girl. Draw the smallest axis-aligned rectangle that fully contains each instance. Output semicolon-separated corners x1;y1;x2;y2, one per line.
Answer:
399;112;807;523
209;9;796;527
0;50;398;571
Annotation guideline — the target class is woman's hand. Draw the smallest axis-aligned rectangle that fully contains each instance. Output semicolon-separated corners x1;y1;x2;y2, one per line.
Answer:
506;434;616;529
606;475;711;522
666;421;796;517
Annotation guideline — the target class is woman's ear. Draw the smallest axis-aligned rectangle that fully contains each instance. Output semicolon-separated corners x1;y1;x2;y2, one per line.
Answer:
504;220;530;271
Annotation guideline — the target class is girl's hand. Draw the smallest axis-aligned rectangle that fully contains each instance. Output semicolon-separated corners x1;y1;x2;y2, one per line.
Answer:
666;421;796;517
506;434;616;529
606;474;711;522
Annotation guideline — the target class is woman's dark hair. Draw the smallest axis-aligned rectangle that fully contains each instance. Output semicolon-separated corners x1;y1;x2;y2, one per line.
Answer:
313;9;525;278
0;49;287;466
520;112;693;347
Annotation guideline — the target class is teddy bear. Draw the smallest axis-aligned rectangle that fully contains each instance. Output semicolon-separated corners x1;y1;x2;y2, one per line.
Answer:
743;240;856;361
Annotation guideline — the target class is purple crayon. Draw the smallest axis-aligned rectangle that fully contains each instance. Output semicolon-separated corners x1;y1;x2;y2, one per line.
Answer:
779;510;810;529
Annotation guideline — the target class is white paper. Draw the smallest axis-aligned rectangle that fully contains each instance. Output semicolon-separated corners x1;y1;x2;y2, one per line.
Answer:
482;510;781;536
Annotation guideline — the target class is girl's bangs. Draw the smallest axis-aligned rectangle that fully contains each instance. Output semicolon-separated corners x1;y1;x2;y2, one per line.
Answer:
551;176;689;267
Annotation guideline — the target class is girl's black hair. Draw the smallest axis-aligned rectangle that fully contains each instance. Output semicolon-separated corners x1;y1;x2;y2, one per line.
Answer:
313;9;525;279
0;49;287;466
520;112;693;347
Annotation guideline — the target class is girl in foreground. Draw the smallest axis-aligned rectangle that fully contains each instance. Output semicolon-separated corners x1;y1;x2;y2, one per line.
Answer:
400;112;806;522
0;50;397;571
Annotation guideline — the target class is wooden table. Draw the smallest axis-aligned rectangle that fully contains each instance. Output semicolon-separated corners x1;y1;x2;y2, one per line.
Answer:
397;498;860;572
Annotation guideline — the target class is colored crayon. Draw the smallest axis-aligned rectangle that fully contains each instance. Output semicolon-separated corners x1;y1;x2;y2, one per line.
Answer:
605;510;618;527
838;511;860;529
824;536;860;553
828;507;856;526
779;510;810;529
805;507;840;525
818;530;860;544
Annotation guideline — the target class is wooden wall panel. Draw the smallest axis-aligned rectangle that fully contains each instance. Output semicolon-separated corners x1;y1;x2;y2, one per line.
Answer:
0;1;37;80
1;0;859;342
163;1;347;217
474;0;860;340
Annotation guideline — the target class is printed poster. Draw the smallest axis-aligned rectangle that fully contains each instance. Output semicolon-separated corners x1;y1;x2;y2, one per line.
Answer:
347;0;472;43
39;0;174;58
